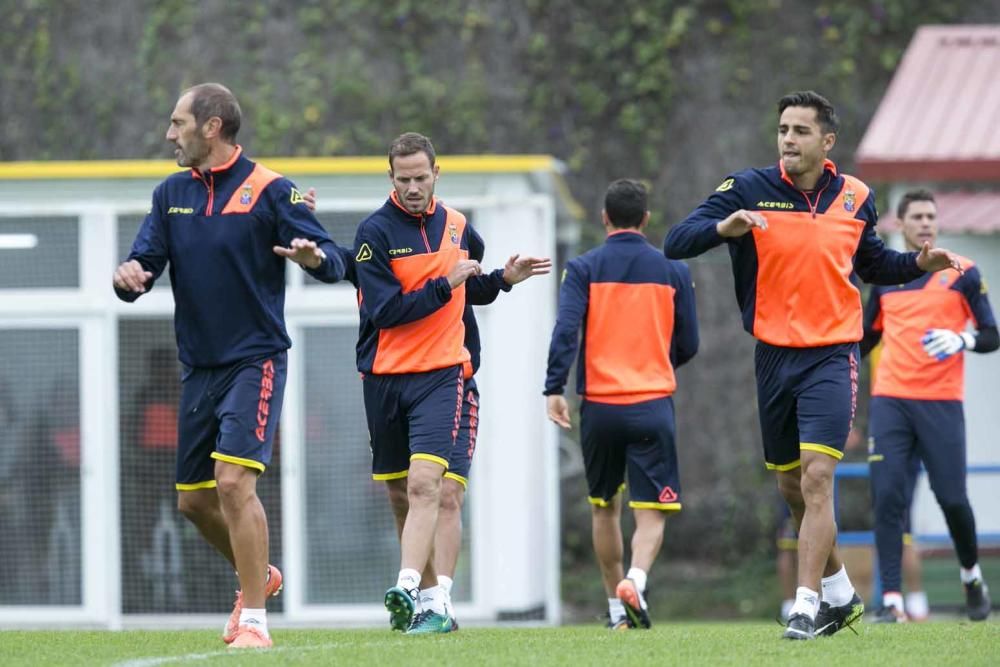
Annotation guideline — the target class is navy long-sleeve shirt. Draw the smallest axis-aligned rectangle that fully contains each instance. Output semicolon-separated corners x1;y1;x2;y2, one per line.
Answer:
116;147;346;367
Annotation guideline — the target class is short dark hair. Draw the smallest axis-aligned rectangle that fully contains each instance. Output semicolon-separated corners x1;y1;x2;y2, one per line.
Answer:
389;132;436;170
182;83;242;142
604;179;648;229
896;189;936;219
778;90;839;134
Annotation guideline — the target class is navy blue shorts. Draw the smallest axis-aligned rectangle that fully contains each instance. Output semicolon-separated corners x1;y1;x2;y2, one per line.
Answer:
869;397;966;518
580;396;681;510
363;364;464;480
445;377;479;488
175;352;286;490
754;341;859;470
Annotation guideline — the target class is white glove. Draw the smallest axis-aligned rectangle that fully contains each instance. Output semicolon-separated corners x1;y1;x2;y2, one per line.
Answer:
921;329;975;361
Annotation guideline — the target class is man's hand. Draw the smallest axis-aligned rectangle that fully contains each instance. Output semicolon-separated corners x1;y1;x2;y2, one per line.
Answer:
503;254;553;285
113;259;153;293
274;238;326;269
447;259;482;288
916;242;963;274
921;328;974;361
303;187;317;212
546;395;571;429
716;210;767;238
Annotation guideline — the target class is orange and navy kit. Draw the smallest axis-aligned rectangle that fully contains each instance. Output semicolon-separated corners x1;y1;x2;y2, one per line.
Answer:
354;193;508;480
863;260;997;595
865;260;995;401
116;147;346;488
665;159;924;469
545;229;699;509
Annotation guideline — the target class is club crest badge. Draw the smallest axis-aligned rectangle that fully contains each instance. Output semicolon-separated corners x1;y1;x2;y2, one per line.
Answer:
240;184;253;206
843;189;856;212
449;223;459;244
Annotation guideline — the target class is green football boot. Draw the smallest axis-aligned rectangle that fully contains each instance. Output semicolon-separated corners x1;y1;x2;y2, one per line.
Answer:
406;609;456;634
384;586;417;632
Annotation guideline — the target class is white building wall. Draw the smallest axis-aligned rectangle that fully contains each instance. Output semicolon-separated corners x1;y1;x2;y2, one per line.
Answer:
471;196;558;616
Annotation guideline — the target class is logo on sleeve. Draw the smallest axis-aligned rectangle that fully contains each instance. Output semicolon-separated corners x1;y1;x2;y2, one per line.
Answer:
843;189;856;212
290;188;306;205
716;178;734;192
356;243;373;262
981;277;989;295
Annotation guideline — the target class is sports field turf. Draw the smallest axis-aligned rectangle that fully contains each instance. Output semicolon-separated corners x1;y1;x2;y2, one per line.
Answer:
1;621;997;666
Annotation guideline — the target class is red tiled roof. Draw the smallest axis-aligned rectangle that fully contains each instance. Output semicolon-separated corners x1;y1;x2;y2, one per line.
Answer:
856;25;1000;182
877;191;1000;234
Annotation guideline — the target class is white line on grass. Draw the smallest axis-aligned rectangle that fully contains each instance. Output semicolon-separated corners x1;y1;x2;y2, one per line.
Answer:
112;641;351;666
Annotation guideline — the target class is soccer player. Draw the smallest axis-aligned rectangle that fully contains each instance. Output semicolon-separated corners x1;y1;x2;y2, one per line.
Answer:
351;132;540;634
545;179;699;630
302;190;550;630
664;91;962;640
861;189;997;622
113;83;347;649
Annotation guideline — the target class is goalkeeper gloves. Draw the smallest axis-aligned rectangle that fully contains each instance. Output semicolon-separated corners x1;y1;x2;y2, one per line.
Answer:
921;329;975;361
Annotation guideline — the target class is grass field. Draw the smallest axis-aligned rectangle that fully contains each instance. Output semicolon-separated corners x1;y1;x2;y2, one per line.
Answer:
2;621;998;666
